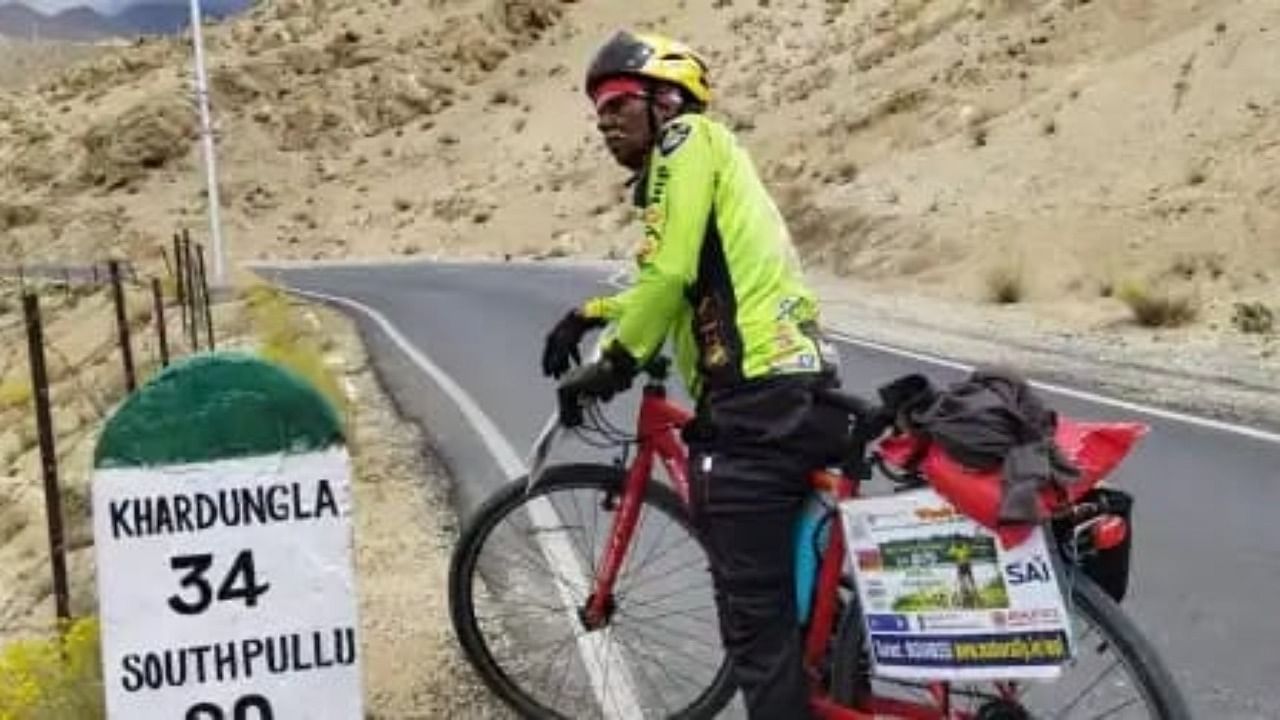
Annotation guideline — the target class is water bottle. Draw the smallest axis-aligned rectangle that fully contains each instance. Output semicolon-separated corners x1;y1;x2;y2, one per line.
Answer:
794;492;830;626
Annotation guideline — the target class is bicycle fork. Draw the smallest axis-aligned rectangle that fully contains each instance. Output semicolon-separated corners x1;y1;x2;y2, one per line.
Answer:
580;449;656;630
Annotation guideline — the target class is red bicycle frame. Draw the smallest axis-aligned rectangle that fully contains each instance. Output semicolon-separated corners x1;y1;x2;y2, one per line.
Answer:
580;381;978;719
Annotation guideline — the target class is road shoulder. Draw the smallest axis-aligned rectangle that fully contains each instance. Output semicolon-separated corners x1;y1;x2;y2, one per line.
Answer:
810;273;1280;432
295;301;511;718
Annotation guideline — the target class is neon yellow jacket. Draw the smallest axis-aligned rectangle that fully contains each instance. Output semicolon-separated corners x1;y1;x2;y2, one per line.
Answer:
581;113;833;399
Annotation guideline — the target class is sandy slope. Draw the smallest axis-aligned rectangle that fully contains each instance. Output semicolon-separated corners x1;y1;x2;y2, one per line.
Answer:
1;0;1276;350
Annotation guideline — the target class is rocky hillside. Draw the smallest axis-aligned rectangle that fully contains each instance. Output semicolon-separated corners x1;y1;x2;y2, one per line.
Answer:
1;0;1277;339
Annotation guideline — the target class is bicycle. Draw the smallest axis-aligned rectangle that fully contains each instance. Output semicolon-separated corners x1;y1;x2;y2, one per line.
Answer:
448;355;1192;719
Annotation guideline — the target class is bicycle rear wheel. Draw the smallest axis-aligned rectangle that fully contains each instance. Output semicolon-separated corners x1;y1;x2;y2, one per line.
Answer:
829;573;1191;719
448;463;737;719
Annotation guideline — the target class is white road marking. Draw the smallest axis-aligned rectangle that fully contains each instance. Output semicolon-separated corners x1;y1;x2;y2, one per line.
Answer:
829;330;1280;445
281;285;645;719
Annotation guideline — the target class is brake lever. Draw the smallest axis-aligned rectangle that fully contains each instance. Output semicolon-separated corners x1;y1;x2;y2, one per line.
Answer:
530;329;613;492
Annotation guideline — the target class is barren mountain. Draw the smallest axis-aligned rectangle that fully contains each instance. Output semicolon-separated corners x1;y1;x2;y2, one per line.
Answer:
0;3;119;41
1;0;1277;352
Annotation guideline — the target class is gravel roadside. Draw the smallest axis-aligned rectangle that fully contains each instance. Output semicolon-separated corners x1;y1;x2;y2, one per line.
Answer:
811;273;1280;432
306;302;513;719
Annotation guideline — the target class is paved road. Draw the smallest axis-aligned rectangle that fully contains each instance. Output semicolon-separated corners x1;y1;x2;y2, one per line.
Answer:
266;260;1280;719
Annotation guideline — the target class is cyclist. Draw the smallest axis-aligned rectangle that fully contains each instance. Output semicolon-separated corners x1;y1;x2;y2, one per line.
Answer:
541;30;849;718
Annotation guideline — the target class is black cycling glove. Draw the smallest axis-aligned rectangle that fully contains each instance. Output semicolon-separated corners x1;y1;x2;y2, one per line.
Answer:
556;343;638;427
541;309;607;379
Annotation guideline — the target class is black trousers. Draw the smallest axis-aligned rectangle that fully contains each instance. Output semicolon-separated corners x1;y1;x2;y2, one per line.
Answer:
686;374;849;720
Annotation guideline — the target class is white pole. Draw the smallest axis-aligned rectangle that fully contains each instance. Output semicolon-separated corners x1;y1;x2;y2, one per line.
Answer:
187;0;227;287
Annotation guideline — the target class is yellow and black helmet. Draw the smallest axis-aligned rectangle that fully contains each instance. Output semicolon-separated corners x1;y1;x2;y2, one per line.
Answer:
585;31;712;106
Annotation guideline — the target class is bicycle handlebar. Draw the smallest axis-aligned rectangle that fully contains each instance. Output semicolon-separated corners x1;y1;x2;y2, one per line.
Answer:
814;388;879;426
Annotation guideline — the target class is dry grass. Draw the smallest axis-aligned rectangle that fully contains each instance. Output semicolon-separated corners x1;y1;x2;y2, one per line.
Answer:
1231;302;1274;334
0;380;31;411
242;283;349;425
1117;281;1198;327
984;260;1026;304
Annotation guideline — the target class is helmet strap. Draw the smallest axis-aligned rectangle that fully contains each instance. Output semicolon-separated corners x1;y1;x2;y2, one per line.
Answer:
644;81;663;146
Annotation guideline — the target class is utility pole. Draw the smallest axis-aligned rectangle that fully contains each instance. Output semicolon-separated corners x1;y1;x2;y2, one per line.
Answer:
187;0;227;288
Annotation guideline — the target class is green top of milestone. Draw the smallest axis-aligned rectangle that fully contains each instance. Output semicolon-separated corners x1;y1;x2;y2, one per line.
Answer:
94;352;345;469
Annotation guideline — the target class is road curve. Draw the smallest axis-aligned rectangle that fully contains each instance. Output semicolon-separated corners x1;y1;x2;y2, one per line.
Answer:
264;260;1280;719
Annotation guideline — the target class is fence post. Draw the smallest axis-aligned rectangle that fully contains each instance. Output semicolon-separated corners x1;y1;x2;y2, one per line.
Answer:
152;277;170;368
197;244;215;350
109;260;137;392
183;232;199;352
22;293;71;624
173;233;188;345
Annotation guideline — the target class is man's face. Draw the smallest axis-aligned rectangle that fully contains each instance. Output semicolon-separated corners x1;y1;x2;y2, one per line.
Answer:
595;94;653;171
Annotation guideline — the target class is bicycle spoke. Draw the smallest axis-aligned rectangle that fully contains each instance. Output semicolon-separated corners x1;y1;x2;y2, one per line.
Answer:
563;487;598;581
619;541;705;597
482;536;590;602
616;584;713;616
589;490;605;578
622;602;718;624
1089;696;1141;720
597;624;672;719
599;627;630;720
512;629;587;663
542;636;577;710
475;601;577;622
532;634;579;695
613;555;709;596
616;619;727;671
613;626;716;693
1054;659;1123;720
618;616;721;648
616;507;679;589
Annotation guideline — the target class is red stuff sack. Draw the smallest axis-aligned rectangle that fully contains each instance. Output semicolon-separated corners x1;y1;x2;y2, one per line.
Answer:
878;419;1148;548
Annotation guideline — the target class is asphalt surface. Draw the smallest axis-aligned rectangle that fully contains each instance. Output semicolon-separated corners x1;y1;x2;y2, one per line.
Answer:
267;260;1280;719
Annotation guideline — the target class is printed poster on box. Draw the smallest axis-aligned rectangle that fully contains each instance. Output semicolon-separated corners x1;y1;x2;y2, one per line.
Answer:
839;488;1075;682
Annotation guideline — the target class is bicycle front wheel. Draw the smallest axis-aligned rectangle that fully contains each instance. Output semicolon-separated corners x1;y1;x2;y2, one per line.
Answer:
829;573;1191;719
448;463;737;719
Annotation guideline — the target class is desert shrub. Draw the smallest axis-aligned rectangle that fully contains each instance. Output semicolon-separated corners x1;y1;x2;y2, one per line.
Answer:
1231;302;1274;334
1117;281;1197;328
984;261;1025;304
242;284;348;421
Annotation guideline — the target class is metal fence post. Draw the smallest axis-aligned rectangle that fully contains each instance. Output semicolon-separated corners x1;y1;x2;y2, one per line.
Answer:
22;293;71;623
109;260;137;392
